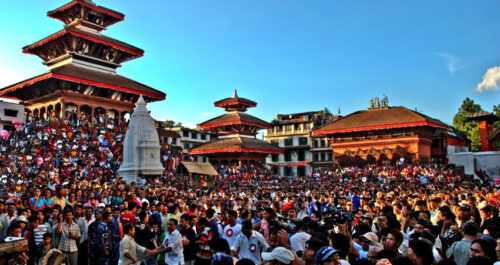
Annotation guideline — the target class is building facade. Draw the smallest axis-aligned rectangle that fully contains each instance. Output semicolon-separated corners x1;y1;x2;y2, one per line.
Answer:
265;111;335;177
171;126;216;163
0;0;165;123
314;98;454;166
0;97;25;131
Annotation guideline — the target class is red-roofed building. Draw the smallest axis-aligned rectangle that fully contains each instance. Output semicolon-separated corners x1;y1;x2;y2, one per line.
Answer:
0;0;165;122
313;98;455;165
189;90;283;166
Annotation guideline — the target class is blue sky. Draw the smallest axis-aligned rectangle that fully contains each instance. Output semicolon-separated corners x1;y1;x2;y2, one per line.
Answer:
1;0;499;128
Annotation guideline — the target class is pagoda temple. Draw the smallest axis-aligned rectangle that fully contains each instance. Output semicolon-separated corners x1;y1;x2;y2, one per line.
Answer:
467;110;500;151
313;97;454;165
189;90;283;166
0;0;165;122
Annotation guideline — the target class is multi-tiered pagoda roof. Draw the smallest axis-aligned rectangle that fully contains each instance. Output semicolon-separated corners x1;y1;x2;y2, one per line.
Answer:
189;90;282;157
0;0;165;119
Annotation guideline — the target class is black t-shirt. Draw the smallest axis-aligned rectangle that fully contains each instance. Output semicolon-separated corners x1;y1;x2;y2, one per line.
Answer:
180;227;197;261
134;223;155;249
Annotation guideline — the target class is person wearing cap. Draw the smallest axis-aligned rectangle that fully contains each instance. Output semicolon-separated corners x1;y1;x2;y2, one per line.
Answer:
352;232;382;260
457;204;474;231
261;247;295;265
315;246;341;265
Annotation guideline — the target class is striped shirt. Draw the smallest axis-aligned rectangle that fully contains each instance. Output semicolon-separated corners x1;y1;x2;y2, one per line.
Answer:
33;223;50;245
196;227;212;260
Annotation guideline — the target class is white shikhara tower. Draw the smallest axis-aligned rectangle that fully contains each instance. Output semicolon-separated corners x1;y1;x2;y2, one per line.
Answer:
119;96;164;184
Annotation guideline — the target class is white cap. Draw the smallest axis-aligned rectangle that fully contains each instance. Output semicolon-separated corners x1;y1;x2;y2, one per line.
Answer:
98;203;106;208
262;247;295;264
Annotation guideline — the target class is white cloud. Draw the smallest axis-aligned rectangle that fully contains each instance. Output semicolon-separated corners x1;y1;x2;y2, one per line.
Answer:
183;122;197;129
201;112;215;117
436;52;463;74
476;66;500;93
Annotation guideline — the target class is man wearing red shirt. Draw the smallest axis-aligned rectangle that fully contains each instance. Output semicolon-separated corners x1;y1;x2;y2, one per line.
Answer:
120;202;137;226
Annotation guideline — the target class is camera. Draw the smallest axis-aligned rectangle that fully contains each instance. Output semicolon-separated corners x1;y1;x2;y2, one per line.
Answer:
323;209;354;229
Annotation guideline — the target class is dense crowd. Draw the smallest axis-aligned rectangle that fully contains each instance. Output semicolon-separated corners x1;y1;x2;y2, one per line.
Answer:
1;115;500;265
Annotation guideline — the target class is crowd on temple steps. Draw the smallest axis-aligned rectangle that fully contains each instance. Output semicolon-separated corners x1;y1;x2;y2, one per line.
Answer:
1;114;500;265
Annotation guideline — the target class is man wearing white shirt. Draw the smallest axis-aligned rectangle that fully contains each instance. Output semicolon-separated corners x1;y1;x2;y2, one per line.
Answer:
290;221;311;256
156;219;184;265
231;221;269;265
223;210;241;249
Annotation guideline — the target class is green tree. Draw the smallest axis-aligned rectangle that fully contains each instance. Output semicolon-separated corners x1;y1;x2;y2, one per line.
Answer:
493;104;500;129
322;107;331;116
452;97;482;151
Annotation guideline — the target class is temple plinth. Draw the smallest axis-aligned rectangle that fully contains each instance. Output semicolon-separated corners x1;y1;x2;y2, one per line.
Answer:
189;90;283;166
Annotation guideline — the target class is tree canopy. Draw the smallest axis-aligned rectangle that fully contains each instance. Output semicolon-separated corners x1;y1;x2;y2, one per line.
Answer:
452;97;481;151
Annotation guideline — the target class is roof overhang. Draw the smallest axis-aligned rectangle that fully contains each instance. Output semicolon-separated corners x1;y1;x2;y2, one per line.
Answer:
189;148;283;155
23;29;143;57
48;1;124;27
214;99;257;108
313;121;451;135
0;72;164;100
200;120;271;130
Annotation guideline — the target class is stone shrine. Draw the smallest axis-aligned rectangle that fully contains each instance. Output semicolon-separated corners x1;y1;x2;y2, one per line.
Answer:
119;96;164;184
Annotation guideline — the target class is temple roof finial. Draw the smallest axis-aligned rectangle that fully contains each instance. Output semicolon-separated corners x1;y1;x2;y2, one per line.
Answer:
233;89;238;98
137;95;145;105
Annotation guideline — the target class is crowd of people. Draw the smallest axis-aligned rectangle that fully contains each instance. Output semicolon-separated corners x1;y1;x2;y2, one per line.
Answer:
0;115;500;265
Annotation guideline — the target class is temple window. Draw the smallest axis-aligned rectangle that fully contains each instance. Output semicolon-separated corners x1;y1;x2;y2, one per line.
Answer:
4;109;18;117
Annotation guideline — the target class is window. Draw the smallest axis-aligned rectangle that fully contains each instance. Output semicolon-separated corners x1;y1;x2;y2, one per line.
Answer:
320;140;326;148
172;138;177;145
299;137;308;146
201;134;206;140
294;123;300;130
284;167;292;176
271;154;279;162
183;131;189;137
298;150;305;161
202;157;207;163
191;132;197;139
328;153;333;161
271;140;279;146
4;109;18;117
184;143;190;150
320;153;326;162
314;140;319;148
313;154;319;162
284;138;293;146
284;151;292;162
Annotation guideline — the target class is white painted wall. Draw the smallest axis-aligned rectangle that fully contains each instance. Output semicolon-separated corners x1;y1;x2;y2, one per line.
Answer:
0;99;25;130
448;151;500;180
